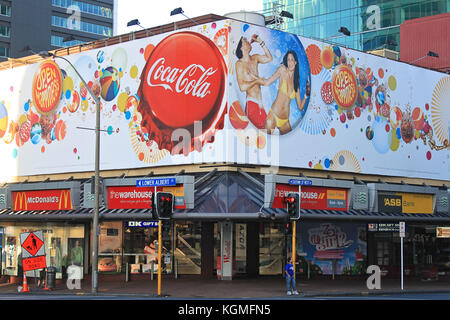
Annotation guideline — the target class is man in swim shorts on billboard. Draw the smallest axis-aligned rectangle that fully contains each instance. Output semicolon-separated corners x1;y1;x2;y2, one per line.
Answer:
235;34;273;129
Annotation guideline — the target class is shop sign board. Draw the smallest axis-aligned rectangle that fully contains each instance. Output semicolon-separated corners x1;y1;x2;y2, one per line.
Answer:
274;184;347;211
126;221;159;228
367;223;409;233
20;230;47;272
436;227;450;238
107;185;186;209
378;193;433;214
12;189;73;211
399;222;405;238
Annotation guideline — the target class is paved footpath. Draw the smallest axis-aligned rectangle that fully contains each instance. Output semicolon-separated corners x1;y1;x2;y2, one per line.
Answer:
1;275;449;299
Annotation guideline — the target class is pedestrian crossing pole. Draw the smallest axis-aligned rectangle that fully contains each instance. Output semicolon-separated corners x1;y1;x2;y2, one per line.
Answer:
158;219;162;296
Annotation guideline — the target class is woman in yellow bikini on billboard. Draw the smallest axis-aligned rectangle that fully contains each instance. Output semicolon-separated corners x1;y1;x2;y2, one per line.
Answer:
263;50;310;135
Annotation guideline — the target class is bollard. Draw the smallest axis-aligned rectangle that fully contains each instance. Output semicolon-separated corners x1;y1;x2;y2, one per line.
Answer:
175;257;178;279
46;267;56;290
125;263;129;282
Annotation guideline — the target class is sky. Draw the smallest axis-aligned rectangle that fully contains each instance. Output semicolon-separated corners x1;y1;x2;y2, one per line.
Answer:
116;0;264;35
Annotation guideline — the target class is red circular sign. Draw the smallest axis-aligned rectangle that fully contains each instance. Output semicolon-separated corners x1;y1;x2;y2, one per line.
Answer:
32;60;63;115
331;64;357;110
139;32;226;129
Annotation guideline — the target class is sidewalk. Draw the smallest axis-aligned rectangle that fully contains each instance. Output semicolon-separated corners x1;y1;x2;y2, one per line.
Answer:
1;275;450;298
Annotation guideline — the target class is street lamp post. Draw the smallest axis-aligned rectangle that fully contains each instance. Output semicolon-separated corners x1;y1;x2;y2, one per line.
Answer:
38;51;101;294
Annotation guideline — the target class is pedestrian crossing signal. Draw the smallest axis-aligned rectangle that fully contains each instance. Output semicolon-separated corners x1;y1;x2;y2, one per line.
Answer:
284;193;300;220
155;192;174;220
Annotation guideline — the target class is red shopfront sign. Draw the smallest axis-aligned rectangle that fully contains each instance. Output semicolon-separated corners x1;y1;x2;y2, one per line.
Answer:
13;189;73;211
107;185;186;209
273;184;348;211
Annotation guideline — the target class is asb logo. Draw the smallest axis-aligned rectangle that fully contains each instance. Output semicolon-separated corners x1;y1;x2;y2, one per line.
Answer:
378;195;402;213
137;31;227;154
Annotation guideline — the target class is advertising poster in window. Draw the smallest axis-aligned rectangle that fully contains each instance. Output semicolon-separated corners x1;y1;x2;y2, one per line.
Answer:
297;223;367;276
0;19;447;181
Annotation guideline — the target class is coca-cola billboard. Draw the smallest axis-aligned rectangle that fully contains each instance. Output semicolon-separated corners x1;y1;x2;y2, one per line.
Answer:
0;18;448;182
137;31;227;155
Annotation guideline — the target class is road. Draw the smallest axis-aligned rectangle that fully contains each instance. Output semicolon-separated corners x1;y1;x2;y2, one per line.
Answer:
0;292;449;300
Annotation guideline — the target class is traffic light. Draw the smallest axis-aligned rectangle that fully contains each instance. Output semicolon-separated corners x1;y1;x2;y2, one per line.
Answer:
155;192;174;220
284;193;300;220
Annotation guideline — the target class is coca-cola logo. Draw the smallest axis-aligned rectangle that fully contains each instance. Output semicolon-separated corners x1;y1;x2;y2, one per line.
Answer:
138;31;226;146
146;57;216;100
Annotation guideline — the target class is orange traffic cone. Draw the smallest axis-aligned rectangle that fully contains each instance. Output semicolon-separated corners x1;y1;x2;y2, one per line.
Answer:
21;273;30;293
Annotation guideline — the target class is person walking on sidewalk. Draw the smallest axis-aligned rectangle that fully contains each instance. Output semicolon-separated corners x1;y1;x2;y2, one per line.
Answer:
285;257;299;295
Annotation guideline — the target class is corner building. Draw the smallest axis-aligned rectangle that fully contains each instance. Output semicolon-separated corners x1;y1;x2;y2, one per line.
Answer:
0;13;448;285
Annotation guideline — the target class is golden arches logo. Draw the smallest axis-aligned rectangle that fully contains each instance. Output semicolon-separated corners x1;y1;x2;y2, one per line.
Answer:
59;189;73;210
14;192;28;211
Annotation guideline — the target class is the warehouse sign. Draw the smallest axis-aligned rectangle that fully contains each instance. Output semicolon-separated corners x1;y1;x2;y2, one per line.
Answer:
378;193;433;214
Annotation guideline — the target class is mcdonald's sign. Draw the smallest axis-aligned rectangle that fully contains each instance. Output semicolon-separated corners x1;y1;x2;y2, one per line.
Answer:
13;189;73;211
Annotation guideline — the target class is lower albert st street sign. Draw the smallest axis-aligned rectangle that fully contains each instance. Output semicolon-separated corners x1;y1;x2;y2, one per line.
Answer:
136;178;176;187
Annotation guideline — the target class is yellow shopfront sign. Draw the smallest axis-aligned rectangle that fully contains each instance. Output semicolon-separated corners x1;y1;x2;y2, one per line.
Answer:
378;192;434;214
398;193;433;214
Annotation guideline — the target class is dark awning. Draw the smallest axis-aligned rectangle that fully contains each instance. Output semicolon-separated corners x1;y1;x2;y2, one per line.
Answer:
300;209;450;222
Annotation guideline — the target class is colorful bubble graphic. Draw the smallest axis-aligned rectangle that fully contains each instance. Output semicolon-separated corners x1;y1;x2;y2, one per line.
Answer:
100;66;120;101
0;101;8;138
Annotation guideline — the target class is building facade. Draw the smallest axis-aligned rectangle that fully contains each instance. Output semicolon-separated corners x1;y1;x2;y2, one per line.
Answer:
0;0;115;62
0;13;449;285
262;0;450;53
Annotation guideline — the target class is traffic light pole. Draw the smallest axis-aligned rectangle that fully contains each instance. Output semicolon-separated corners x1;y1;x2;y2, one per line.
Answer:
158;219;162;296
292;220;296;277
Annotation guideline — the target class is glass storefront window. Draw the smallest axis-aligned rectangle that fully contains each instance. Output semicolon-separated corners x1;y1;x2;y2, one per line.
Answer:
259;223;284;275
1;222;85;279
122;222;174;274
175;222;201;275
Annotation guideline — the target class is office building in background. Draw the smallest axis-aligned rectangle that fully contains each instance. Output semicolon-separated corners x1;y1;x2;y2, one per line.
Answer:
263;0;450;54
0;0;116;61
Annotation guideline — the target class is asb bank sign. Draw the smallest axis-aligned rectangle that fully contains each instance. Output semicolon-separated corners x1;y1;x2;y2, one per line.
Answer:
13;189;73;211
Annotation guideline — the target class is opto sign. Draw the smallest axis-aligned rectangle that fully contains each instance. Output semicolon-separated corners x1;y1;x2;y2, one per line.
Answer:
273;184;347;210
137;31;227;155
107;185;186;209
13;189;73;211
